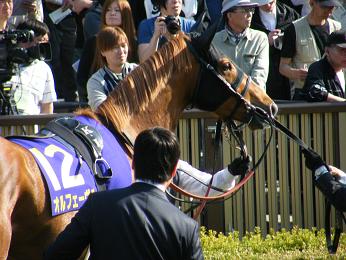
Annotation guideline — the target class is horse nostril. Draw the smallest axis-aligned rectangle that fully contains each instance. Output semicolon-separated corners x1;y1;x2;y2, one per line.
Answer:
270;103;278;117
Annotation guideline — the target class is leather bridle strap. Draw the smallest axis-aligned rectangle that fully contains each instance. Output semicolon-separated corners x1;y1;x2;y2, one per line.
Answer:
272;118;309;150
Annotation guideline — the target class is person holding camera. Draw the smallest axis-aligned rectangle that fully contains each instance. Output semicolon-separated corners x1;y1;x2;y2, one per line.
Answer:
4;18;57;115
137;0;195;63
303;30;346;102
251;0;300;100
212;0;269;90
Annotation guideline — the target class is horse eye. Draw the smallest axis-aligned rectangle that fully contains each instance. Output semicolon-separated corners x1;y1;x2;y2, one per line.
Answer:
222;63;232;71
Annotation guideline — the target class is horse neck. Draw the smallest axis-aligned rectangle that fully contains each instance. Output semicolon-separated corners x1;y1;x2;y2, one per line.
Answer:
125;69;199;141
100;37;201;143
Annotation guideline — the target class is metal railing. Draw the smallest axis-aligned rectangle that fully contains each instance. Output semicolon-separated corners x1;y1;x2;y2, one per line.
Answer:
1;102;346;235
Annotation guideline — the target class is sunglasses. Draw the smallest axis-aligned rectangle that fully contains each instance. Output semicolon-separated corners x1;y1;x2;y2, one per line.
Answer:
231;7;256;14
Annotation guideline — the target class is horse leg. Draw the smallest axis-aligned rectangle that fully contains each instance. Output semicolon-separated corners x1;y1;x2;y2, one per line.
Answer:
0;212;12;260
0;139;21;259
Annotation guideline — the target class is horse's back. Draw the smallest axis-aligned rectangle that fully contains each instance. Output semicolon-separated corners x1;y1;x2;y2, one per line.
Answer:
0;137;75;259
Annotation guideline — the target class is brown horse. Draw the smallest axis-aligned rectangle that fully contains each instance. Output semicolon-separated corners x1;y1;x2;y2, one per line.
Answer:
0;30;277;259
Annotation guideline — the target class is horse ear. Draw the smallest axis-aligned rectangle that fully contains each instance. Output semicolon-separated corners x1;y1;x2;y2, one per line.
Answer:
190;21;218;53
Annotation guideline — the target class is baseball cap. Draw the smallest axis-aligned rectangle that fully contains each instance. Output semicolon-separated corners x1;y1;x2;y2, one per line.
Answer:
221;0;258;13
315;0;341;7
326;30;346;48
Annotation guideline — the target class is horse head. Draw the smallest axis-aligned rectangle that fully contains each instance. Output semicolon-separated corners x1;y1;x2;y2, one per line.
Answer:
188;23;278;129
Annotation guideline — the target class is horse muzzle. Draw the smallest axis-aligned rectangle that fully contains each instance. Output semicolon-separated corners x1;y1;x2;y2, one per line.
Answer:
248;102;278;130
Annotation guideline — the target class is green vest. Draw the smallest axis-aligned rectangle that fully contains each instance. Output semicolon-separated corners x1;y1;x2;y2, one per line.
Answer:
292;16;341;89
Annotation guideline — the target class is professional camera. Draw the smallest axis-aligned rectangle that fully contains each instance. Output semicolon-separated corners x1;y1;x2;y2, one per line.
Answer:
0;29;51;115
164;15;181;35
0;29;51;83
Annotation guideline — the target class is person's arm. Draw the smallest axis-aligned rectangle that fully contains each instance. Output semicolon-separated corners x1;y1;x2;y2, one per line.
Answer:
250;33;269;89
138;16;166;63
326;93;346;102
303;62;346;102
279;57;308;80
303;62;329;102
302;149;346;212
279;23;308;81
175;157;250;196
87;70;108;110
40;63;56;114
44;195;93;259
40;102;53;114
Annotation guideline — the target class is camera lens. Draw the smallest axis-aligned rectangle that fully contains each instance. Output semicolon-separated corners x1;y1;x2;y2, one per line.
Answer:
164;16;181;35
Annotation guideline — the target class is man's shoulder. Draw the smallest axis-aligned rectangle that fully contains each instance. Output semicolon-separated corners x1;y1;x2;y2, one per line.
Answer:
89;68;106;82
89;185;132;203
138;17;156;29
179;16;196;32
213;29;227;42
292;16;307;26
276;1;299;15
310;57;331;73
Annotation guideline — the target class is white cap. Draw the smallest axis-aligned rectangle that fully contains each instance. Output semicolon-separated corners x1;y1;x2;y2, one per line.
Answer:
221;0;258;13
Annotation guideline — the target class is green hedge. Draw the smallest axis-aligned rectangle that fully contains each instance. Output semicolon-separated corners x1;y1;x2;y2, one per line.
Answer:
201;226;346;259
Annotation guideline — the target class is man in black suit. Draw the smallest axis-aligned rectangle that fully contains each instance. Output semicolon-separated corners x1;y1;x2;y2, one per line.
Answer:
44;127;204;260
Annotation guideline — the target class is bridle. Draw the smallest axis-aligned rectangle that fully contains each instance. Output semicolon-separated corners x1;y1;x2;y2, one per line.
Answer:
166;38;277;217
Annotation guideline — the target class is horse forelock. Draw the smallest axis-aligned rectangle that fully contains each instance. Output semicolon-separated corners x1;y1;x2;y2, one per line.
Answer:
97;33;195;132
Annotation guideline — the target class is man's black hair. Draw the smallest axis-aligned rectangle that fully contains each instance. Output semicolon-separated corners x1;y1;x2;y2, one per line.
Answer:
16;18;49;38
151;0;185;10
133;127;180;183
151;0;167;10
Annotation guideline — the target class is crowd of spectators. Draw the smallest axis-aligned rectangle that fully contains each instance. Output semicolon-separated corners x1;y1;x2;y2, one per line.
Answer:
1;0;346;116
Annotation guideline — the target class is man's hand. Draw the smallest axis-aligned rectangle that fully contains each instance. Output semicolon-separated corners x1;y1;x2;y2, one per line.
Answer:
21;0;36;14
302;148;326;172
72;0;92;14
268;29;281;46
153;16;167;39
228;156;252;176
294;68;308;80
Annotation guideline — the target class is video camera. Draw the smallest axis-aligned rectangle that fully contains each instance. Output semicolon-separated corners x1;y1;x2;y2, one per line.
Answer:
0;29;51;83
0;29;51;115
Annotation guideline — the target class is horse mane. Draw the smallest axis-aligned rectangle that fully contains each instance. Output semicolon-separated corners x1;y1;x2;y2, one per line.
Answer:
80;32;195;132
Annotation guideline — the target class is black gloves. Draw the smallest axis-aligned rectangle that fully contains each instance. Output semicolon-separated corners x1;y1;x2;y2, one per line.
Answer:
302;148;326;172
228;156;252;176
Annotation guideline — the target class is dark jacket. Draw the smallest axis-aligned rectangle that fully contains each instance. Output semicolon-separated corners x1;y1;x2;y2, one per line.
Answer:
77;35;96;103
303;57;345;102
315;172;346;212
44;182;204;260
251;2;300;100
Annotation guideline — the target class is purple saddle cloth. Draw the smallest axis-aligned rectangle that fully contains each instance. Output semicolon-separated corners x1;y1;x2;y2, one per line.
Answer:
9;115;132;216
